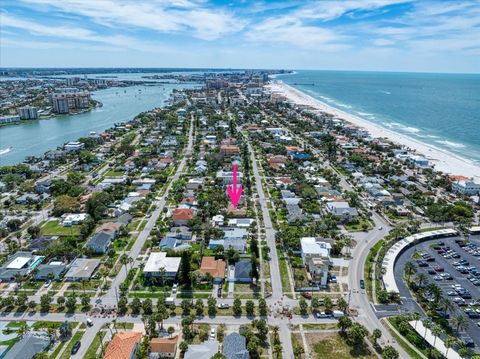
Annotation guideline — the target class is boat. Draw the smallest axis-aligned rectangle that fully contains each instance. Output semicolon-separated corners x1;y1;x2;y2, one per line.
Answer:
0;147;13;155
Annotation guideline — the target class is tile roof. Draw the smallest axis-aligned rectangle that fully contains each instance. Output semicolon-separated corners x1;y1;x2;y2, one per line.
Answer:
172;208;194;221
200;257;226;278
104;332;143;359
150;335;178;354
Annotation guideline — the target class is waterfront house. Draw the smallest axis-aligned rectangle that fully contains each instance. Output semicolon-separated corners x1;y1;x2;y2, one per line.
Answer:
64;141;85;152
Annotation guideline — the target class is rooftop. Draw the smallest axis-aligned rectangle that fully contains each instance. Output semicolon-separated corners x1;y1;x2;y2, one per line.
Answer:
144;252;181;273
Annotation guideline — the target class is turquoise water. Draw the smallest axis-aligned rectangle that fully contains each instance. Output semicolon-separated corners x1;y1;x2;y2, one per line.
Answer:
277;71;480;165
0;83;195;165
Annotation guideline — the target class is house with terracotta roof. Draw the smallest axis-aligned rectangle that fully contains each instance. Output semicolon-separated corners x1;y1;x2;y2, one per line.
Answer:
220;144;240;157
267;155;287;170
149;335;178;358
200;256;226;283
171;208;194;226
104;332;143;359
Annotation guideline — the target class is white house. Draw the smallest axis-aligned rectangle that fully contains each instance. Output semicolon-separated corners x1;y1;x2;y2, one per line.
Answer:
64;141;85;152
143;252;181;280
300;237;332;287
452;180;480;196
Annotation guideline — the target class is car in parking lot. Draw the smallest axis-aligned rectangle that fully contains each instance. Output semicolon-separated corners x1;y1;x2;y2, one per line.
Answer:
316;311;332;318
417;260;428;267
433;275;443;281
440;273;452;280
447;290;456;296
427;268;436;275
433;265;444;272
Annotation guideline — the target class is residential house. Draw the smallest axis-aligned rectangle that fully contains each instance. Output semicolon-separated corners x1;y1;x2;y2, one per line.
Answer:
184;341;219;359
4;332;51;359
199;256;226;283
149;336;179;359
33;259;67;281
87;231;115;254
220;145;240;157
0;251;45;282
227;218;254;228
217;170;243;185
104;332;143;359
233;261;252;283
186;178;204;190
212;215;224;227
143;252;181;280
16;193;41;204
300;237;332;287
452;180;480;196
172;208;194;226
223;333;249;359
326;201;358;223
62;213;88;227
64;258;101;281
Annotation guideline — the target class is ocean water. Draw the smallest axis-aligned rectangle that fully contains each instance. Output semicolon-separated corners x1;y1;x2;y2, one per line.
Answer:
0;82;197;165
277;70;480;166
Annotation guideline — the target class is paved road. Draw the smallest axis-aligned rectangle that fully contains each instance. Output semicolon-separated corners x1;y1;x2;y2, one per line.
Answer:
246;140;283;300
105;114;195;298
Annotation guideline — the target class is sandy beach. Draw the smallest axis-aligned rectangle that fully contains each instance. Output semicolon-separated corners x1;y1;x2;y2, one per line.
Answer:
268;81;480;180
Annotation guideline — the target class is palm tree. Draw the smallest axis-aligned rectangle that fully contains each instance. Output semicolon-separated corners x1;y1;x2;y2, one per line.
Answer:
416;273;428;289
453;315;468;334
422;319;432;339
411;312;420;330
440;297;454;318
404;261;416;284
431;325;442;347
445;336;455;357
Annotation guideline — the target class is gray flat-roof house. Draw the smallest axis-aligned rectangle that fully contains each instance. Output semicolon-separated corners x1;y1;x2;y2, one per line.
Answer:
65;258;101;281
87;231;115;254
0;251;44;281
326;201;358;223
233;261;252;283
33;260;68;281
4;332;51;359
184;340;219;359
223;333;249;359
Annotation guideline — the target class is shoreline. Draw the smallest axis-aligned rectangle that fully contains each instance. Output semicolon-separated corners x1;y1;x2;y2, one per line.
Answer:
267;81;480;180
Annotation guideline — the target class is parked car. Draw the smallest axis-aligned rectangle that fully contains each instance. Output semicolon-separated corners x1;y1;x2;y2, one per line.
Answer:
71;341;81;354
360;280;365;289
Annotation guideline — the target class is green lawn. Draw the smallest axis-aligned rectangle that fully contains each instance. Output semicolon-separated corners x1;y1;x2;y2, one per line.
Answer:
279;255;291;292
344;219;373;232
104;170;125;177
41;221;80;236
311;333;376;359
84;331;106;359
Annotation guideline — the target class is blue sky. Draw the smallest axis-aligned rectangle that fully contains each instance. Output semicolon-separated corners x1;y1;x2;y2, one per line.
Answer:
1;0;479;72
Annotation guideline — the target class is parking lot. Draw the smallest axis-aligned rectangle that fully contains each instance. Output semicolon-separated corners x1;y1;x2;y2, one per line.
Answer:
394;235;480;351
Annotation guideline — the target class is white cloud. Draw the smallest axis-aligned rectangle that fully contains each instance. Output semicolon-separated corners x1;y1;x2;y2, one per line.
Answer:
19;0;246;40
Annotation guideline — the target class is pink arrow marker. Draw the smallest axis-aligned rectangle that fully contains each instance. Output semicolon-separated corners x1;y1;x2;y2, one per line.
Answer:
227;164;243;208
